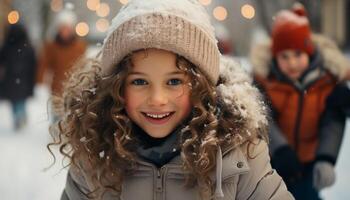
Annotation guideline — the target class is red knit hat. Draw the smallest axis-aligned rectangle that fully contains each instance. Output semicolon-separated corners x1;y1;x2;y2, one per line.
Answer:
271;4;314;56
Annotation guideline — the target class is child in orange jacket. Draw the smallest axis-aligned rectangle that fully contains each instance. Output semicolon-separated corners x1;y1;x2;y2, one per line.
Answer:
251;4;349;200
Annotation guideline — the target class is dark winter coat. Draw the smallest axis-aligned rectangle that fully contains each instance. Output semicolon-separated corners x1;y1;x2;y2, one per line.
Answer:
317;83;350;165
251;34;349;166
0;24;37;101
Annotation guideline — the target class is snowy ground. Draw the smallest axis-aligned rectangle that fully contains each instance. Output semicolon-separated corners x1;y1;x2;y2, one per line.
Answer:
0;86;67;200
321;120;350;200
1;86;350;200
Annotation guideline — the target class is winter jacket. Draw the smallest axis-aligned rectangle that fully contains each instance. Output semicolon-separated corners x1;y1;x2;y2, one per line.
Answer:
317;83;349;164
36;36;87;95
62;139;293;200
251;34;349;165
60;56;294;200
0;24;37;101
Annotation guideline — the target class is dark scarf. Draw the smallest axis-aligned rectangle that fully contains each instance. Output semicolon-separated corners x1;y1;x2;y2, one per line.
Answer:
133;124;183;168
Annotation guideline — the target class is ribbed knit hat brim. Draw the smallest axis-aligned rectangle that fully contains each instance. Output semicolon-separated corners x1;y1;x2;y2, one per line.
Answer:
101;2;220;84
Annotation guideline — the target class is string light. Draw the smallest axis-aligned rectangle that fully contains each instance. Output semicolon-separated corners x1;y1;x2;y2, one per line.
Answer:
50;0;63;12
65;2;75;10
8;10;20;24
96;18;110;32
119;0;128;5
213;6;227;21
198;0;211;6
87;0;100;11
241;4;255;19
96;3;110;17
76;22;89;37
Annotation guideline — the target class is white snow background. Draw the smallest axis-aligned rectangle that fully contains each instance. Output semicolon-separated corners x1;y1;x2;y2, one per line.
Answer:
0;85;67;200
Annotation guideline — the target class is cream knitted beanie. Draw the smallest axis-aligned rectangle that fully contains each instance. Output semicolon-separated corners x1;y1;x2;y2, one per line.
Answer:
101;0;220;84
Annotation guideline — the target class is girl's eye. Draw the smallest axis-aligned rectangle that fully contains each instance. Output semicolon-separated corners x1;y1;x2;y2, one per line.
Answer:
167;78;182;85
131;79;148;85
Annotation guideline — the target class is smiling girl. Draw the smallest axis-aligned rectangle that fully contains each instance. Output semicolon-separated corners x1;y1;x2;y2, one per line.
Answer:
51;0;293;199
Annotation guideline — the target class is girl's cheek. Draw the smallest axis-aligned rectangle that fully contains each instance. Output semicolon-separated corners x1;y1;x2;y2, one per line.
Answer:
125;88;149;107
126;87;146;97
180;91;192;114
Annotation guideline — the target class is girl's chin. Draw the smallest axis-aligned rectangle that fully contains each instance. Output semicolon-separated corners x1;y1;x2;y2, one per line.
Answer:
145;130;172;138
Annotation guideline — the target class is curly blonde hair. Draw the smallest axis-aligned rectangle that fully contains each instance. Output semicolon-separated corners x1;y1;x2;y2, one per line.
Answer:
48;51;267;199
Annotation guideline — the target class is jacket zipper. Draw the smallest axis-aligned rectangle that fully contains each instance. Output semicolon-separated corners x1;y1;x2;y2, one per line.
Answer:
155;167;165;200
136;160;172;200
292;72;331;153
294;91;305;156
156;169;163;192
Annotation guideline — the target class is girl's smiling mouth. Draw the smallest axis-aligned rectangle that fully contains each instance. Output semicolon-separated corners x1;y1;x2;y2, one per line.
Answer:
141;112;175;125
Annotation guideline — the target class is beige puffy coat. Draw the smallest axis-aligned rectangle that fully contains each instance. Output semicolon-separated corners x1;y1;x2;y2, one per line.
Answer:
61;56;294;200
63;139;293;200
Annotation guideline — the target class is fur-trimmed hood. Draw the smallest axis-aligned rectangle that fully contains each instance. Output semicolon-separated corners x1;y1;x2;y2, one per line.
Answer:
58;54;269;143
250;34;350;81
213;56;269;196
217;56;268;145
60;55;273;200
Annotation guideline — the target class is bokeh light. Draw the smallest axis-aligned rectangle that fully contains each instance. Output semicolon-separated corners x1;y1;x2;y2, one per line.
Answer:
8;10;20;24
75;22;89;37
241;4;255;19
119;0;129;5
96;18;110;32
50;0;63;12
213;6;228;21
87;0;100;11
65;2;75;10
198;0;211;6
96;3;110;17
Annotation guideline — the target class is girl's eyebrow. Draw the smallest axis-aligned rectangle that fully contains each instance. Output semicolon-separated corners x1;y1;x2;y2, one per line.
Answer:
128;72;146;76
128;71;185;75
167;71;185;75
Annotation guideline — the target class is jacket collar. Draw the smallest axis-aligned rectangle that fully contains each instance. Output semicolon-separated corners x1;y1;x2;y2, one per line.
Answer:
134;143;250;180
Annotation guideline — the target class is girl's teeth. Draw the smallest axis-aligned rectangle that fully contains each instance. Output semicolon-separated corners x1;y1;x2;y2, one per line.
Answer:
146;113;170;119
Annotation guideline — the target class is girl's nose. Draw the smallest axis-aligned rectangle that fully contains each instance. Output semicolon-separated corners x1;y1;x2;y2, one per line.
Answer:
147;87;168;106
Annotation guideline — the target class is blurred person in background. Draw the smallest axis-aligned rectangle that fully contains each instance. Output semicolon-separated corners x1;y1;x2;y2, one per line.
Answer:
36;8;87;120
250;3;350;200
0;0;37;131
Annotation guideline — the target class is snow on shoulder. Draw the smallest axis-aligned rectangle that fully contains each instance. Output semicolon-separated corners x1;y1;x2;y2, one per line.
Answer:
217;56;268;131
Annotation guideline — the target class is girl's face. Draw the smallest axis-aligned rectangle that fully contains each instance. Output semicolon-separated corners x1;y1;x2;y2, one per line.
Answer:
124;49;192;138
276;49;310;80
